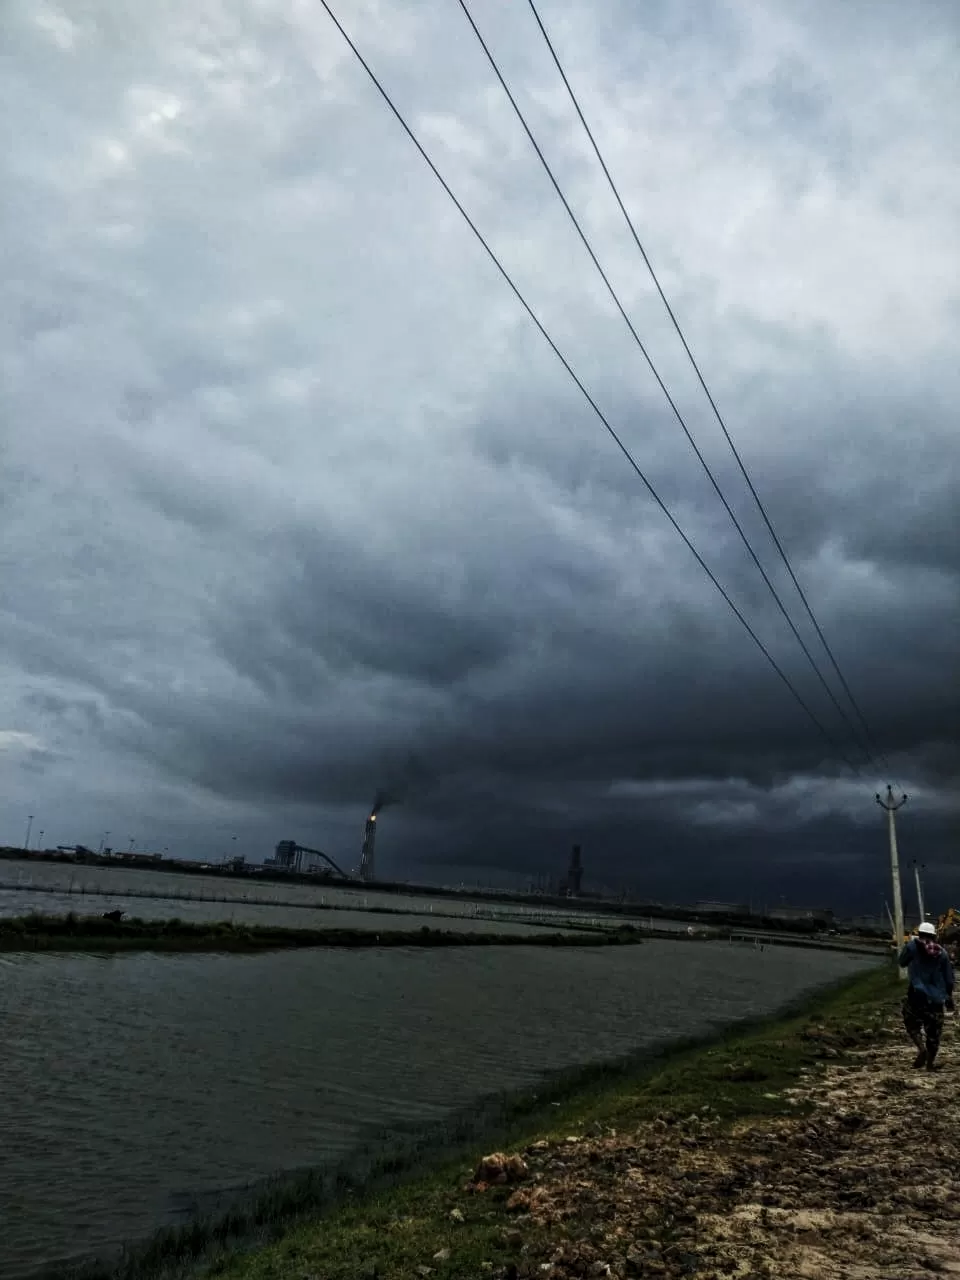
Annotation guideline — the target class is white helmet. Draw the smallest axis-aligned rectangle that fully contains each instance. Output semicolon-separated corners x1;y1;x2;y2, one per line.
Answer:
918;921;937;936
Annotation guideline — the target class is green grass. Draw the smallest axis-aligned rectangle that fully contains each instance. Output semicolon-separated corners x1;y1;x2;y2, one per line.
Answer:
0;913;643;954
43;963;895;1280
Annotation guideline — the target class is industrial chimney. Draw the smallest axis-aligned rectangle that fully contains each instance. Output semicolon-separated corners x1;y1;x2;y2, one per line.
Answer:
359;810;378;882
359;791;393;882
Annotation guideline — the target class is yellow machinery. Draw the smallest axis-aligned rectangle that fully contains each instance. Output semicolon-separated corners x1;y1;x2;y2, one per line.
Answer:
936;908;960;960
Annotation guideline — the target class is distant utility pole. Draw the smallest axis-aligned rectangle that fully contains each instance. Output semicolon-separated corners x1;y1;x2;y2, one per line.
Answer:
876;784;907;965
913;860;926;923
24;814;33;850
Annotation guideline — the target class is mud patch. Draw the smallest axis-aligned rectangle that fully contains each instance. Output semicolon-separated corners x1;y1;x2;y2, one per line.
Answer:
493;1017;960;1277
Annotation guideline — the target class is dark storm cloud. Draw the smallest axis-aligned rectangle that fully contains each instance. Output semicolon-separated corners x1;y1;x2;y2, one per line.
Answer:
1;0;957;904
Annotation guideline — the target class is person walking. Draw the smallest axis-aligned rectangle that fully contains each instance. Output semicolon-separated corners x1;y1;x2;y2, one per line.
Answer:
899;921;955;1070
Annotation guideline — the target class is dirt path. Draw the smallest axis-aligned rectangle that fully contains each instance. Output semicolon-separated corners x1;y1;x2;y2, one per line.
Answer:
495;1011;960;1278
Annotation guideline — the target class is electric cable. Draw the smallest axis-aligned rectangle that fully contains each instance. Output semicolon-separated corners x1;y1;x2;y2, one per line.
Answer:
316;0;861;774
522;0;890;775
456;0;876;772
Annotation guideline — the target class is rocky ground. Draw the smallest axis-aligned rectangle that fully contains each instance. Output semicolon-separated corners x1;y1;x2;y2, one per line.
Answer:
470;1012;960;1279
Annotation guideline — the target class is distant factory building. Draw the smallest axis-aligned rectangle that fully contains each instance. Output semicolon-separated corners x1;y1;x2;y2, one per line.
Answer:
695;901;751;916
267;840;350;878
273;840;297;869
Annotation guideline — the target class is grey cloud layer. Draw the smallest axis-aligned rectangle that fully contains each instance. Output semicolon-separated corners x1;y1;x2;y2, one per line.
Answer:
1;0;957;904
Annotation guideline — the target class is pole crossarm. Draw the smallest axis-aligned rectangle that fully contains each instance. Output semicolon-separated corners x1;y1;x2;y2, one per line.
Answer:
876;783;908;812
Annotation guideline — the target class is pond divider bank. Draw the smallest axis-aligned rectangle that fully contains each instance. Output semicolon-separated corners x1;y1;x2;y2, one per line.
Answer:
0;913;883;957
0;913;635;953
37;965;898;1280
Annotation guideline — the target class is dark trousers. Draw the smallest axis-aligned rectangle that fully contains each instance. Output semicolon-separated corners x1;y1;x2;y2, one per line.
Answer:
903;985;945;1061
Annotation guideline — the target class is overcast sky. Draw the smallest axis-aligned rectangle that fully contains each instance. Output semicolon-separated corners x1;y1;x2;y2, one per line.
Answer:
2;0;957;910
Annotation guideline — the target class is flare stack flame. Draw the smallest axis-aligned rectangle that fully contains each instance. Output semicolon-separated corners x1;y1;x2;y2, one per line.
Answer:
359;791;387;881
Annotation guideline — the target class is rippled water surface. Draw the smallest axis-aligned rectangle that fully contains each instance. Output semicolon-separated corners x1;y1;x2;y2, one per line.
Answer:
0;858;649;934
0;941;876;1279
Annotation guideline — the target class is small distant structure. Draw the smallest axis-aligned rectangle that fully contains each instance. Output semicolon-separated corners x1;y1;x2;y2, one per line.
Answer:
559;845;583;897
273;840;297;869
269;840;349;878
55;844;99;861
528;872;556;896
695;901;751;916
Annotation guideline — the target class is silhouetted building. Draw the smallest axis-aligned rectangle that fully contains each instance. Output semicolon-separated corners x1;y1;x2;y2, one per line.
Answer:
273;840;297;868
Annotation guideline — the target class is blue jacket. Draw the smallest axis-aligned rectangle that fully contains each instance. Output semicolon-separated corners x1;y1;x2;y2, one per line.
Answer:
899;938;955;1005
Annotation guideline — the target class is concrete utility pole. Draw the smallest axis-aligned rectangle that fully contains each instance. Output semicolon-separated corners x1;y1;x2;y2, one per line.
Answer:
876;784;908;967
913;859;926;923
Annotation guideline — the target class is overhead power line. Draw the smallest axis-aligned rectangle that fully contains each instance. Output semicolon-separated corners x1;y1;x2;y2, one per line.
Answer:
522;0;889;775
456;0;875;774
316;0;860;775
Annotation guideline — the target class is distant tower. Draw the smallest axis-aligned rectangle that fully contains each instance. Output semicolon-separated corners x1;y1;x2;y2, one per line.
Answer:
567;844;583;897
359;813;377;882
274;840;296;869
